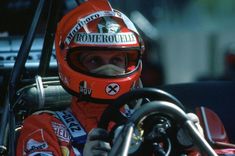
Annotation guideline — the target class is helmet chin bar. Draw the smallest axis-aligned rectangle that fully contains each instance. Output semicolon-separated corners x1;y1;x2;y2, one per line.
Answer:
59;78;143;105
59;78;119;104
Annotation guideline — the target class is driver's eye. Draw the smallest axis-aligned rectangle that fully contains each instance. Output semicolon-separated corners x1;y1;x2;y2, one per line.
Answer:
83;56;103;69
111;56;125;67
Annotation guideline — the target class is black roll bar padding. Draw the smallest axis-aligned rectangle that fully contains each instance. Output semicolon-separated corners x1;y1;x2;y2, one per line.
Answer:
109;101;218;156
8;0;46;104
98;88;185;129
0;95;10;155
38;0;63;76
8;109;16;156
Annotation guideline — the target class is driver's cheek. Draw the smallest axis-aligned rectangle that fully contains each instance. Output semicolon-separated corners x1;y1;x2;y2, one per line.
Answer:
85;60;104;71
111;59;126;69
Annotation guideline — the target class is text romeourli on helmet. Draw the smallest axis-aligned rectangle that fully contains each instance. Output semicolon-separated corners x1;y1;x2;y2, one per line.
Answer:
55;0;145;103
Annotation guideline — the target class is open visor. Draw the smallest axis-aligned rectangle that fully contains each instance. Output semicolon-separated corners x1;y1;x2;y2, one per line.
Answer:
67;48;140;77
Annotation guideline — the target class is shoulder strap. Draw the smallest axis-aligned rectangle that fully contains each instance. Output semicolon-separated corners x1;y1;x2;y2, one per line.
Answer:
56;110;87;144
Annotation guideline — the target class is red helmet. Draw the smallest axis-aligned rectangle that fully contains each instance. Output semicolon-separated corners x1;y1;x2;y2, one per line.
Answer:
55;0;144;103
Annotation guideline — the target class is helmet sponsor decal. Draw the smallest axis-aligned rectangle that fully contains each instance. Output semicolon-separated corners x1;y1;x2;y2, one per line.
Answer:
74;32;137;45
65;10;139;45
51;122;70;143
106;83;120;95
79;81;92;96
24;129;48;153
98;16;120;33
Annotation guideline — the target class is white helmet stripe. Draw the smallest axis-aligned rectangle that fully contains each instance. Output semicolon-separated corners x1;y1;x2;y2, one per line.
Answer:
65;10;139;45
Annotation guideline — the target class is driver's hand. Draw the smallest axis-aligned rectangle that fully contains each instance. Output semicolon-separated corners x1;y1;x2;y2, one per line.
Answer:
187;113;204;137
83;128;111;156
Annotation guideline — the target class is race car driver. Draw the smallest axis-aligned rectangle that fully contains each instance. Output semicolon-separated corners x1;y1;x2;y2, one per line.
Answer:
16;0;208;155
16;0;144;155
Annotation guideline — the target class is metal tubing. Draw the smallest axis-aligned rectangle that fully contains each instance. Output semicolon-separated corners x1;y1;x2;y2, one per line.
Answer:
184;120;218;156
8;109;16;156
0;96;9;155
8;0;45;104
108;123;134;156
38;0;62;76
119;123;134;156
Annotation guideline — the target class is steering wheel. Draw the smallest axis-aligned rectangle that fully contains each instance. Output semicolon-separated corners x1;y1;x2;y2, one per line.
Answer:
97;88;185;155
98;87;185;129
98;88;218;156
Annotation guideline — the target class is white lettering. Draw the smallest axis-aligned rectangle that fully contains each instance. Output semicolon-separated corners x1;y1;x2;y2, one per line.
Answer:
74;32;137;45
80;86;92;95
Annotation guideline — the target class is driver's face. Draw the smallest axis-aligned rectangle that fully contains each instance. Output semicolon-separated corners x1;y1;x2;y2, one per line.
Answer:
80;51;126;71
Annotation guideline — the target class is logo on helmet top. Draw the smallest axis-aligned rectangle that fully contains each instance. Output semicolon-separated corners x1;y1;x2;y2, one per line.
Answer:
98;17;120;33
106;83;120;95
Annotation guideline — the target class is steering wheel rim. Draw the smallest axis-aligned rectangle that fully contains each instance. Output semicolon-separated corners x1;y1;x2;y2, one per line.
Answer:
98;87;185;129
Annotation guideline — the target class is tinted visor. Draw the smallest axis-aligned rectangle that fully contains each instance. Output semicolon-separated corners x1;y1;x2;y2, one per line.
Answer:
67;48;140;76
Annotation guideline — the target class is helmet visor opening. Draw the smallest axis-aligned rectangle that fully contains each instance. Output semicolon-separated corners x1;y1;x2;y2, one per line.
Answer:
67;48;140;77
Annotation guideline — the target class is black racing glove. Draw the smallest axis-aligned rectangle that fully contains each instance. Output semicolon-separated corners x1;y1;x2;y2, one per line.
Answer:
83;128;111;156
